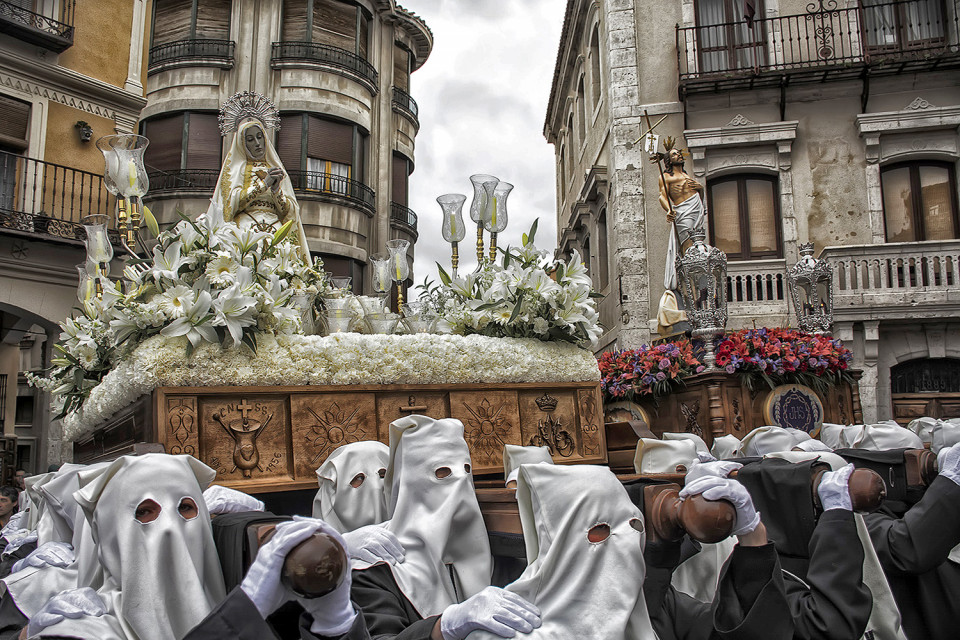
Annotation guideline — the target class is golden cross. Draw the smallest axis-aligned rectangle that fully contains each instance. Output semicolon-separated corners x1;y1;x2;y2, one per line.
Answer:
634;113;668;145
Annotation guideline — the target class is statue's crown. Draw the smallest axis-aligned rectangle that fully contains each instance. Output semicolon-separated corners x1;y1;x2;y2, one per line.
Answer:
219;91;281;137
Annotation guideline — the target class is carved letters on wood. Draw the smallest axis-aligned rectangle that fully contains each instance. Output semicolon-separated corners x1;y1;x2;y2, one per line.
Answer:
200;396;288;483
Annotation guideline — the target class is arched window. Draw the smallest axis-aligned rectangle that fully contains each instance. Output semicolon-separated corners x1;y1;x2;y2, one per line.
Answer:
881;160;959;242
597;209;609;289
566;114;576;160
576;77;586;145
707;174;782;260
558;146;566;197
589;25;602;108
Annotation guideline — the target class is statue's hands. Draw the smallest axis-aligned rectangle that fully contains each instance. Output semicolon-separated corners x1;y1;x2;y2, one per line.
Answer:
685;177;704;192
666;211;676;223
264;168;285;192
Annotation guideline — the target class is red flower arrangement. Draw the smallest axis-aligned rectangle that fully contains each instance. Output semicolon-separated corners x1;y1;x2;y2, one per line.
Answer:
599;328;853;403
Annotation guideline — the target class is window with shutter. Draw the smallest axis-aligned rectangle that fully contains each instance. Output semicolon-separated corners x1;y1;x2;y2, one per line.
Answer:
313;0;356;50
282;0;308;41
185;113;221;170
0;94;30;153
882;161;959;242
143;114;185;173
307;116;353;165
153;0;194;45
707;174;782;260
394;45;410;92
195;0;231;39
392;155;409;205
277;114;304;174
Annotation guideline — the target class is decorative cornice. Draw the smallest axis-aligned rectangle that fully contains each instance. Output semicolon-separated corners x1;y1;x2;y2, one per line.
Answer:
684;120;799;149
394;4;434;70
0;50;147;121
904;96;936;111
725;113;755;127
856;105;960;164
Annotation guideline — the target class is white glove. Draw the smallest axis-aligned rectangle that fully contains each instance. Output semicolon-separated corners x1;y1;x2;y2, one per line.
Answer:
26;587;106;637
2;511;25;536
817;463;855;511
440;586;541;640
11;542;74;574
685;460;743;484
203;485;265;515
938;442;960;487
680;476;761;537
342;524;405;566
697;451;718;463
2;529;37;557
290;517;357;636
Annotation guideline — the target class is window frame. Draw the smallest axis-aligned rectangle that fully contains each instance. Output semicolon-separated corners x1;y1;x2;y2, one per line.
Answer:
280;0;371;57
706;173;783;260
693;0;766;73
881;159;960;242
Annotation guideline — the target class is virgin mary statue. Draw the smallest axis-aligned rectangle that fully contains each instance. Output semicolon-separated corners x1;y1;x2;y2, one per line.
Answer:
211;91;311;259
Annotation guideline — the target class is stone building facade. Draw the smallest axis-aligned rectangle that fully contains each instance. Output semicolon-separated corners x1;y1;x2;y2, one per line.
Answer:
141;0;431;291
547;0;960;422
0;0;150;471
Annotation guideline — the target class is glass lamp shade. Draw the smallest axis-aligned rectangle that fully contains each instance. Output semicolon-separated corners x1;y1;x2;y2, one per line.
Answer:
386;239;410;283
83;214;113;264
76;263;95;302
438;193;467;243
97;134;149;198
483;181;513;233
370;253;393;294
468;174;498;223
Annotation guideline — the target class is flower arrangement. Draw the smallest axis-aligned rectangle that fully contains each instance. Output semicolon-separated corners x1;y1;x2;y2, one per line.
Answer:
599;340;703;402
432;220;602;347
599;328;854;403
28;213;329;418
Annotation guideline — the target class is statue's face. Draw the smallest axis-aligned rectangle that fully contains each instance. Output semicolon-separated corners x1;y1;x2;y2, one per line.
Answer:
669;148;684;165
243;125;266;160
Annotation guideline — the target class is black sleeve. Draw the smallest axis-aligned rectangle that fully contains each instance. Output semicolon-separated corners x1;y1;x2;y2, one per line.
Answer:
0;542;36;580
351;564;440;640
786;509;871;640
183;586;280;640
652;542;793;640
864;476;960;575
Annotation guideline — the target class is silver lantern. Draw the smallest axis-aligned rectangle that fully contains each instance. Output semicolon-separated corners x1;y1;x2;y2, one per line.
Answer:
676;229;728;371
788;242;833;335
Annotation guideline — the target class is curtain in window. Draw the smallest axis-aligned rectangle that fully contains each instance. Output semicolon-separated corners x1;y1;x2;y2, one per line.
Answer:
710;179;742;255
697;0;729;72
882;166;916;242
904;0;943;42
746;179;777;254
919;165;953;240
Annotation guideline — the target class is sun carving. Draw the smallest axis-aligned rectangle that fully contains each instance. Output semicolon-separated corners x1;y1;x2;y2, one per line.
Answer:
462;398;510;464
304;402;361;463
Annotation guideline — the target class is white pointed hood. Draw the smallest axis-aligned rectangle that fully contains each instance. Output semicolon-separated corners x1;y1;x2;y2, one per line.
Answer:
662;432;710;455
738;426;800;457
470;464;657;640
848;422;923;451
634;438;698;473
368;415;492;617
503;444;553;487
711;434;742;459
313;440;390;532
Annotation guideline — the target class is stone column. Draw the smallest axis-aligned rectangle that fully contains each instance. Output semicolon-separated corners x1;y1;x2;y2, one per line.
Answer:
123;0;148;95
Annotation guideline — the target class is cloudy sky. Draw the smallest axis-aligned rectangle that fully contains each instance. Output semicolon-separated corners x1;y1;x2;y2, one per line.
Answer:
400;0;566;285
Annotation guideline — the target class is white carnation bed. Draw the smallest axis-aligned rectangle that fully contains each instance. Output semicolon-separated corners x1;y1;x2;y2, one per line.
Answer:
63;333;600;442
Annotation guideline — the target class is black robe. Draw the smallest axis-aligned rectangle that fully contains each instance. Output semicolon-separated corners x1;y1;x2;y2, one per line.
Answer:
863;475;960;640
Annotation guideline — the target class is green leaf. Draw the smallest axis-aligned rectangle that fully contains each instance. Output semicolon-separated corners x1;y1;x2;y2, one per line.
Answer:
436;263;452;287
269;220;294;250
473;301;501;311
508;292;525;324
555;263;565;281
503;250;511;270
177;210;204;237
142;206;160;237
241;330;258;355
185;340;195;358
527;218;539;246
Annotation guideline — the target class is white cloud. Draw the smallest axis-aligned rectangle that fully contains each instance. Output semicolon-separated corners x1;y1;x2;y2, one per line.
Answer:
401;0;564;287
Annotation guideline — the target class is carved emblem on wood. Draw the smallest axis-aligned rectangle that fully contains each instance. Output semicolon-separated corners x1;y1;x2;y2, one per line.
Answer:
838;395;849;426
167;397;197;456
732;398;744;433
680;400;704;438
463;398;511;461
212;398;273;478
578;390;601;456
530;414;575;457
303;402;362;464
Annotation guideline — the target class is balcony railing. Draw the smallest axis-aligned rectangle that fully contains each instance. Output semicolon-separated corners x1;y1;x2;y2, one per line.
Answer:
0;150;115;243
287;170;375;215
392;87;419;127
271;41;378;91
725;258;790;325
390;202;418;233
822;239;960;320
0;0;74;52
147;169;221;194
148;39;235;74
677;0;960;91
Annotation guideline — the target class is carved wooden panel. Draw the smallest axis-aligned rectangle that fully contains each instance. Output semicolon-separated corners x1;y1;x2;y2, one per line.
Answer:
200;396;290;483
450;390;522;474
165;396;199;457
291;394;378;477
375;392;450;444
518;390;580;461
577;387;605;459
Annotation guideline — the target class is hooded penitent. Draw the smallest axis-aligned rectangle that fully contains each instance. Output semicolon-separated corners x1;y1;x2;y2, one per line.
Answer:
661;432;710;455
711;434;741;460
847;423;924;451
469;464;657;640
634;438;698;474
312;440;390;533
503;444;553;487
820;423;863;449
738;426;802;457
37;454;227;640
360;415;492;618
3;463;107;618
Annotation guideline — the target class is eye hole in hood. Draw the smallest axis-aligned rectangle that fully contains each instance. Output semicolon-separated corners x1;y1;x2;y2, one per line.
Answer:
435;466;452;479
350;473;366;488
135;499;161;524
587;523;611;543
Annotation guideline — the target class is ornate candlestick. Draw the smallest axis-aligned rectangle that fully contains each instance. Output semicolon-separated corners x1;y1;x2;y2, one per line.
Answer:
438;193;467;279
483;181;512;263
386;239;410;313
97;134;149;257
469;174;497;264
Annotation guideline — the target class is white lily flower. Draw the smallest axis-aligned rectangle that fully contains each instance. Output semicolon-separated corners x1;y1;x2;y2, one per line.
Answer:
152;240;191;282
160;290;217;347
213;286;258;347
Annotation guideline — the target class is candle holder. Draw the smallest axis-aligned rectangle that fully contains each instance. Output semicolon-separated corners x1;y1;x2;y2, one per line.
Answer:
482;181;512;263
676;230;728;371
97;134;149;258
370;252;392;311
82;214;113;299
788;243;833;335
438;193;467;279
386;239;410;312
469;174;497;264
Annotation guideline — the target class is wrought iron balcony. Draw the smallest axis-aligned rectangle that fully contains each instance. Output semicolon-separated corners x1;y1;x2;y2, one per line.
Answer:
392;87;419;127
390;202;418;234
677;0;960;94
0;0;73;52
0;150;115;243
271;41;378;93
146;169;221;193
148;39;236;74
287;170;376;215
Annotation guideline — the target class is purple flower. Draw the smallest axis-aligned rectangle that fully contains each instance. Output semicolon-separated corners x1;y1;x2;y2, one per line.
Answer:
655;372;666;381
696;365;705;373
659;358;671;370
725;364;736;374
